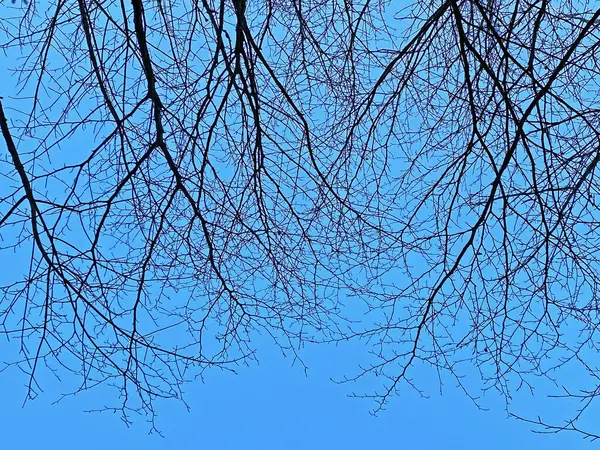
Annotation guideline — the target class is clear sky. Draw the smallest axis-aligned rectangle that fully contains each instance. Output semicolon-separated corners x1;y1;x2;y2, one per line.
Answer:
0;335;589;449
0;2;596;448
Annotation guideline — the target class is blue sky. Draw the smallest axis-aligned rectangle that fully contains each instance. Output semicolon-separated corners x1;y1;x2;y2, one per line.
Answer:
0;335;588;449
0;1;597;448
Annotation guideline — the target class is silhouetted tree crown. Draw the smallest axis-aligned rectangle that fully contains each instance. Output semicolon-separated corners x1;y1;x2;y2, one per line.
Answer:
1;0;600;438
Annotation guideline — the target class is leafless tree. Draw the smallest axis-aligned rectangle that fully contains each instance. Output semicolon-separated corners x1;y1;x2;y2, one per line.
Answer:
1;0;600;438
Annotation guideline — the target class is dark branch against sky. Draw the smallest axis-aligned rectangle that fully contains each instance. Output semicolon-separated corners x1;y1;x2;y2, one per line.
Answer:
1;0;600;441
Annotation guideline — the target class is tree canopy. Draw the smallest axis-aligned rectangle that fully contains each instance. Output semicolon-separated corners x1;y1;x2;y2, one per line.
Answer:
2;0;600;438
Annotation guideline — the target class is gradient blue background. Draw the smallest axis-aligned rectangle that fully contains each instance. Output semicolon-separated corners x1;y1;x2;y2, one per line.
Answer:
0;2;593;448
0;335;587;449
